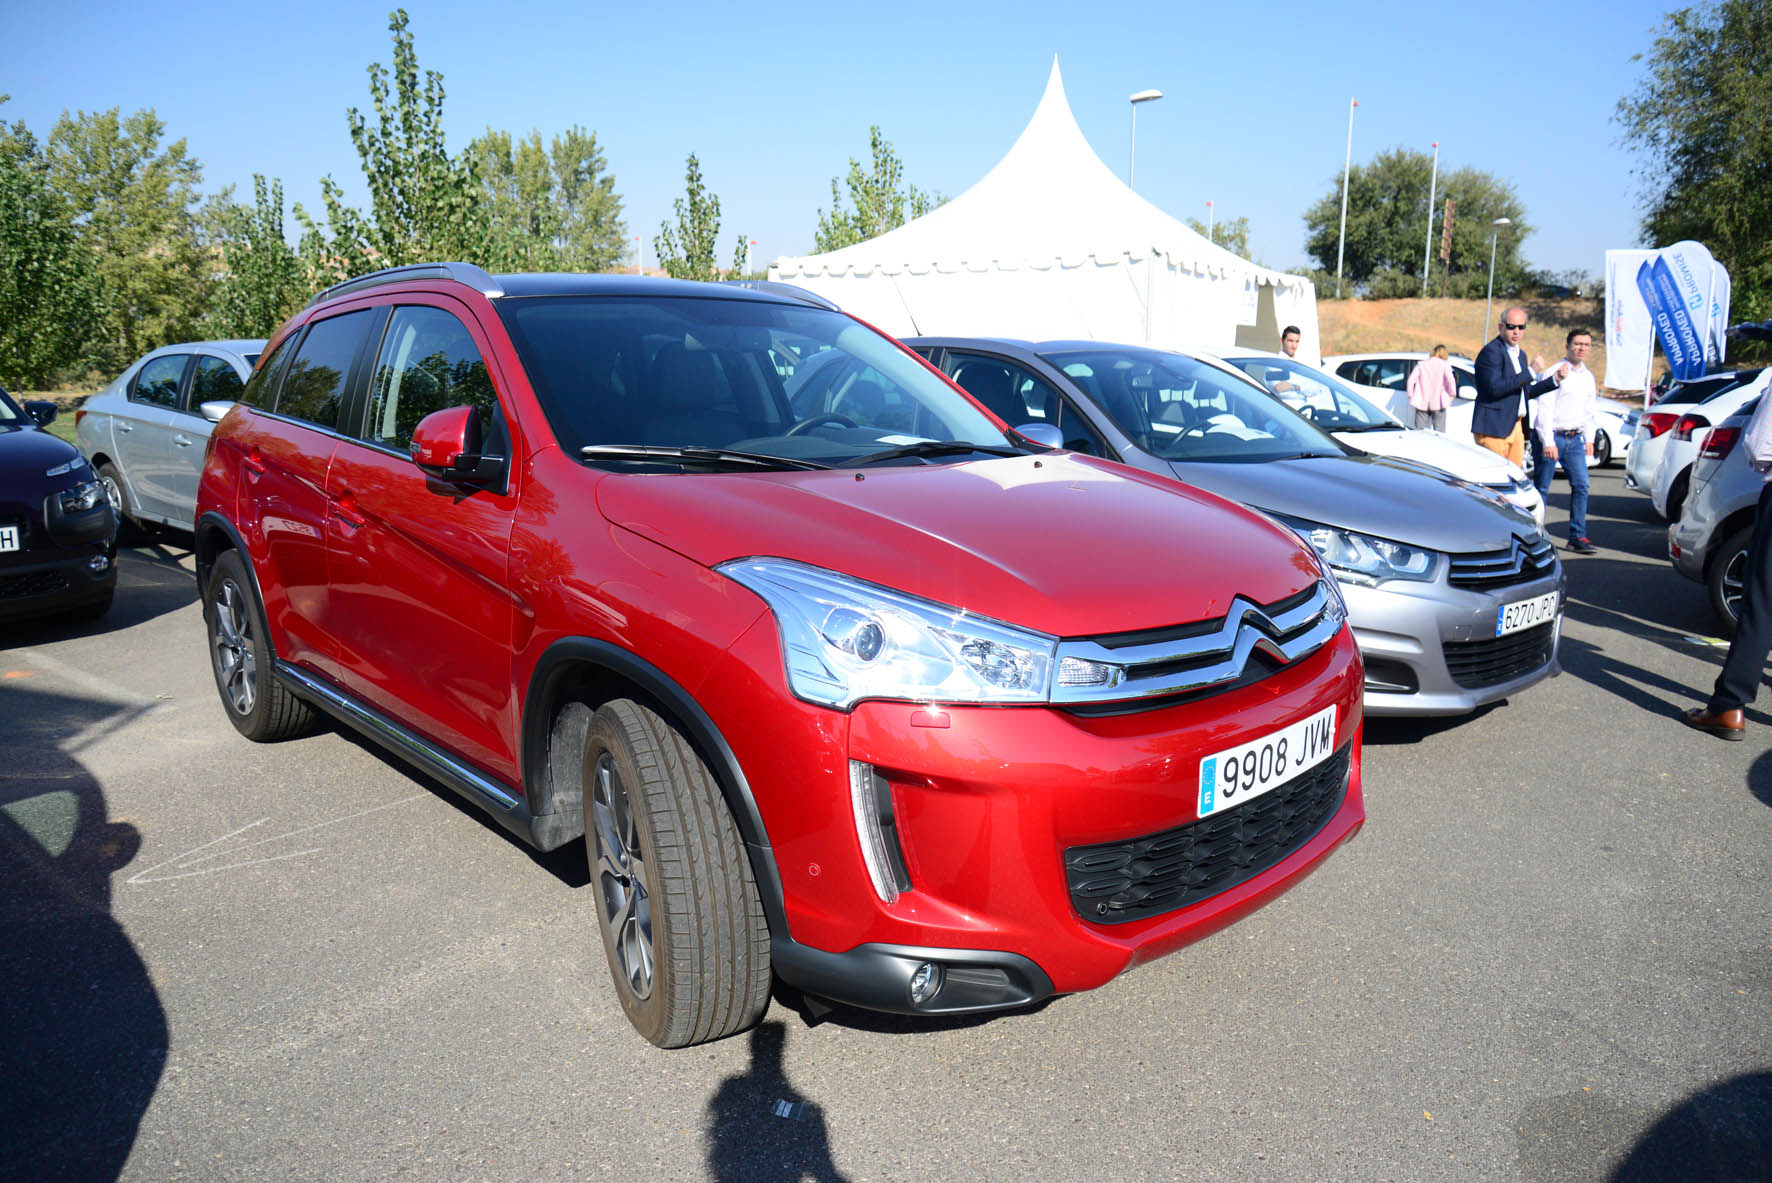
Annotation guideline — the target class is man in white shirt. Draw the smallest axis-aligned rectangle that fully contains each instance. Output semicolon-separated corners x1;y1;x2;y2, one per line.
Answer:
1684;391;1772;740
1533;328;1599;553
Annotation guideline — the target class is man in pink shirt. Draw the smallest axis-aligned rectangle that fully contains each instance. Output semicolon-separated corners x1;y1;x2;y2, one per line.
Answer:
1406;345;1456;431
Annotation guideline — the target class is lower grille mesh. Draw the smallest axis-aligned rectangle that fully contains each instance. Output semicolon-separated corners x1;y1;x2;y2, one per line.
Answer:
1064;744;1351;925
1443;621;1556;689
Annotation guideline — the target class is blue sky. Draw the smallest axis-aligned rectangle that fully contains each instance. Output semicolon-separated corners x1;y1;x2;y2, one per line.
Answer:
4;0;1676;279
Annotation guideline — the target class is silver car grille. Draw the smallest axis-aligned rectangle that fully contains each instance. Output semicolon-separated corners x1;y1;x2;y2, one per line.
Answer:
1051;580;1344;706
1447;534;1557;591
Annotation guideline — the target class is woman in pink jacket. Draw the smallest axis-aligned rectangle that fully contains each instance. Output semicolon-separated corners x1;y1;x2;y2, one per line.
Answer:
1407;345;1457;431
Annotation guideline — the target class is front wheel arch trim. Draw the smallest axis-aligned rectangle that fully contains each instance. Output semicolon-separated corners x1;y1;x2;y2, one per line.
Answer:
521;637;788;935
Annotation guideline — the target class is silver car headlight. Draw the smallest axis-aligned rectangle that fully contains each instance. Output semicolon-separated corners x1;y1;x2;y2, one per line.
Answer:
720;558;1057;709
1267;512;1437;588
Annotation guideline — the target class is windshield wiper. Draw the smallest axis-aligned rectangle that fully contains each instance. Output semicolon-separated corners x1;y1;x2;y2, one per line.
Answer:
579;444;829;472
843;440;1027;467
1335;422;1403;433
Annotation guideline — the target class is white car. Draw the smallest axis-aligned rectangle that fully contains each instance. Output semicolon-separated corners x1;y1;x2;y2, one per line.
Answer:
76;339;264;532
1325;351;1634;468
1224;351;1545;526
1649;368;1772;520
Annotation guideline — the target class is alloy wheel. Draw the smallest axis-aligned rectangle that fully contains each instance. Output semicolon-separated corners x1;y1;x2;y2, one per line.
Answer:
592;752;654;1000
211;578;257;716
1720;548;1746;625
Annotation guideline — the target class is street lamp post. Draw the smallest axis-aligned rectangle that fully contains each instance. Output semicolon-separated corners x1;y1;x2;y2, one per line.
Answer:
1205;200;1214;243
1420;141;1440;297
1483;217;1512;337
1335;98;1357;298
1128;89;1162;189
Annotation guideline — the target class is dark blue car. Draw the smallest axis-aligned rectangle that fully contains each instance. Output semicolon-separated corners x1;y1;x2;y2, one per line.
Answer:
0;387;117;623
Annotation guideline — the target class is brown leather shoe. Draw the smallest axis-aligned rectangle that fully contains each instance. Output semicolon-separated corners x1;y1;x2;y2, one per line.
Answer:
1682;706;1746;741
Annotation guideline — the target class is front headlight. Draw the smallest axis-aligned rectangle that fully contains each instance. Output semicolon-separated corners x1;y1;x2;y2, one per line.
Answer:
719;558;1057;709
57;479;105;514
1267;512;1437;588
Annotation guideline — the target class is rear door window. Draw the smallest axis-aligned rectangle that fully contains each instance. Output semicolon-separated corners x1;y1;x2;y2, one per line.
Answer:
276;311;375;429
132;356;189;409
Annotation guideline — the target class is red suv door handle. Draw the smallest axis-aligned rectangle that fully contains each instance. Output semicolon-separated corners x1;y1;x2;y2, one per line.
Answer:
244;448;266;476
332;495;368;530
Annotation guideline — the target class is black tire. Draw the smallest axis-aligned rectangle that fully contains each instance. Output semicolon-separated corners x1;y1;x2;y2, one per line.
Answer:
1708;525;1751;636
204;549;316;741
582;698;770;1048
1665;469;1690;524
1594;430;1612;467
97;462;151;545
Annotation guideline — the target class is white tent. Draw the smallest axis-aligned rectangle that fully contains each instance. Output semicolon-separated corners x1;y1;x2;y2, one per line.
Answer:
770;60;1319;360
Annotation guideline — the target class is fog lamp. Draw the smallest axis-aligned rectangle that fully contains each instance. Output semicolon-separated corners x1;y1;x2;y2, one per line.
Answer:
909;962;943;1006
88;555;110;573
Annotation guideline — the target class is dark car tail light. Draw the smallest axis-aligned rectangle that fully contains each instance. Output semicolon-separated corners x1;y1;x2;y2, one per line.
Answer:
1698;426;1741;460
1641;411;1682;439
1672;413;1710;442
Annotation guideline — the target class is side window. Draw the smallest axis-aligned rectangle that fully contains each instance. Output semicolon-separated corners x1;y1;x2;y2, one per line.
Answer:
189;356;245;410
237;335;296;409
946;352;1050;425
277;310;374;429
363;306;499;452
1374;359;1411;390
132;356;188;409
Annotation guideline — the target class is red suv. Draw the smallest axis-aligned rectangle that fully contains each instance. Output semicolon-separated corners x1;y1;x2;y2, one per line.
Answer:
195;264;1365;1047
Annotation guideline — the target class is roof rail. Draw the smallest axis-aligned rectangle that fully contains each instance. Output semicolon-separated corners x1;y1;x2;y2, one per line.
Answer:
719;279;840;311
308;262;503;308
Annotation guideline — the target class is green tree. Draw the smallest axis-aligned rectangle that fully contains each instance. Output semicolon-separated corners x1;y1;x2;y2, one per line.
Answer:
296;9;487;285
44;106;206;373
202;175;309;338
655;153;738;282
1303;148;1528;298
470;125;627;272
0;102;100;387
813;126;939;253
1616;0;1772;325
1185;214;1251;259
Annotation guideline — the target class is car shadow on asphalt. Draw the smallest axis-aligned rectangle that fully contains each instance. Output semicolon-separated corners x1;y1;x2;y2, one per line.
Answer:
0;683;167;1180
0;534;198;649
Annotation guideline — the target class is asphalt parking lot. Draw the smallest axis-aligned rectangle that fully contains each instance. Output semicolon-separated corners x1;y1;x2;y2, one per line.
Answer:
2;467;1768;1182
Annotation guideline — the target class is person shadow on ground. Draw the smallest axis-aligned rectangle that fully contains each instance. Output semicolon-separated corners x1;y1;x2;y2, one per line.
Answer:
706;1020;849;1183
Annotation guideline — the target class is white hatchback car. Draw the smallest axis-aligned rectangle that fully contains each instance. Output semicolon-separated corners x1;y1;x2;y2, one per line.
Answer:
1625;368;1762;498
1669;394;1765;630
76;339;264;532
1224;351;1544;525
1325;351;1634;468
1644;369;1770;520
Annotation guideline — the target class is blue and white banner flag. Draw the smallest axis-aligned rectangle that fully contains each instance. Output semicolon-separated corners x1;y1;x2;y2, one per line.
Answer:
1636;256;1707;382
1605;249;1658;389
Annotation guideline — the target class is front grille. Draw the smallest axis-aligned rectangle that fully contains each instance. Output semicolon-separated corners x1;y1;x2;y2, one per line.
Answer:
1064;744;1351;925
1051;581;1343;707
1443;621;1556;688
1447;534;1557;591
0;570;70;601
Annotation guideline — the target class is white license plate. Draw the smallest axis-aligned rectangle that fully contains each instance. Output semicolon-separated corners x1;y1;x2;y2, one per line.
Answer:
0;524;18;553
1198;705;1337;819
1496;590;1559;637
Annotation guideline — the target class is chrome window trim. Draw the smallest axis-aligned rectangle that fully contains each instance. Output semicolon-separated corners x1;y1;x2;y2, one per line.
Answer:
1051;583;1341;704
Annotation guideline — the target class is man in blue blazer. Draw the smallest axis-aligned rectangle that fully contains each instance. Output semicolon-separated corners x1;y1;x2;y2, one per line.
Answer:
1472;307;1568;468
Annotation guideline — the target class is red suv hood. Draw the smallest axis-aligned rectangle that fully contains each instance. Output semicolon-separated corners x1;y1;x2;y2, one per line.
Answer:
596;452;1323;637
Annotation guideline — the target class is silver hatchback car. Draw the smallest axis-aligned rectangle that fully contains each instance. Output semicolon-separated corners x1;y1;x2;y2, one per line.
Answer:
1669;394;1764;630
908;337;1566;717
76;340;264;532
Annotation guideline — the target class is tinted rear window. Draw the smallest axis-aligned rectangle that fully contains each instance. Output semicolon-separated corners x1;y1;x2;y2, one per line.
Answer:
276;311;374;429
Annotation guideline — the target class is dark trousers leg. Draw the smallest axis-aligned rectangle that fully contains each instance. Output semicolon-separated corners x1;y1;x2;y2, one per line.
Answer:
1709;480;1772;712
